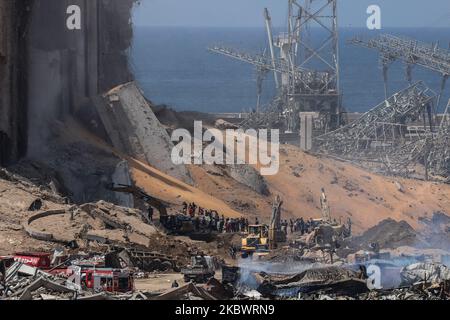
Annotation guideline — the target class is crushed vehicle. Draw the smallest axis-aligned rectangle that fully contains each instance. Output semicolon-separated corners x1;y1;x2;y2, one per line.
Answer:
181;256;215;283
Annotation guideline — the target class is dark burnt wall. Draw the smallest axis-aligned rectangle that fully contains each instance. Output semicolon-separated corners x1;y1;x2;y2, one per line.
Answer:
0;0;30;166
0;0;135;161
98;0;134;92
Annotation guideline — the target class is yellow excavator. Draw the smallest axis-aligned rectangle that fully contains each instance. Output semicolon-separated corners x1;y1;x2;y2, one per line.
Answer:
241;195;286;258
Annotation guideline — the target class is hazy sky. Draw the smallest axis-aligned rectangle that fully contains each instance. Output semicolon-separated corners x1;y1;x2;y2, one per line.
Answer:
133;0;450;28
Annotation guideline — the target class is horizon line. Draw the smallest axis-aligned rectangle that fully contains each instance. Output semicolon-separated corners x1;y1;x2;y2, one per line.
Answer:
133;25;450;29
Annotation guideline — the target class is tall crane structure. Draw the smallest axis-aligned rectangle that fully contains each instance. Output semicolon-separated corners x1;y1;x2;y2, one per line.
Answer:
208;0;342;133
284;0;341;131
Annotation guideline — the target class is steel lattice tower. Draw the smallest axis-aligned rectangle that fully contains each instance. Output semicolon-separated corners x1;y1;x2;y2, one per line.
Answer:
284;0;342;132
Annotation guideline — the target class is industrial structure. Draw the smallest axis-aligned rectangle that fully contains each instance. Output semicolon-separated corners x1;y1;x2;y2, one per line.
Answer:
209;1;450;181
209;0;342;133
349;34;450;110
314;81;436;176
315;34;450;181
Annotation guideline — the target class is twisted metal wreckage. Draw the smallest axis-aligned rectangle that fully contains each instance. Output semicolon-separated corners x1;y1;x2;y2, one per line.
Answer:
207;0;450;181
313;33;450;181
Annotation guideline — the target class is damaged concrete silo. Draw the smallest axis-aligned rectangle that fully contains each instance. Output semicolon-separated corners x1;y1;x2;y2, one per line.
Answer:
0;0;191;202
0;0;30;166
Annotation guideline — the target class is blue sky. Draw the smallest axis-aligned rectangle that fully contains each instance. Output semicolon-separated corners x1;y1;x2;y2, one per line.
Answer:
133;0;450;28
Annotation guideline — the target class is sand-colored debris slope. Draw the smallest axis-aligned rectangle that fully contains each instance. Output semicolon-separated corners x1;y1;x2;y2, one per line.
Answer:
267;145;450;233
188;144;450;234
129;158;242;218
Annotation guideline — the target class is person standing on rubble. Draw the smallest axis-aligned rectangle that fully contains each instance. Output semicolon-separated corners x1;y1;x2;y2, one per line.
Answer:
299;218;305;235
308;218;314;232
194;215;200;231
182;202;188;215
148;206;154;222
229;244;237;260
347;217;352;236
284;220;289;235
219;215;224;232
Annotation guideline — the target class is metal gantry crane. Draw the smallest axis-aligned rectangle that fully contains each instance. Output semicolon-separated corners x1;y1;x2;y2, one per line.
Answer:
349;34;450;110
207;46;324;88
208;0;343;132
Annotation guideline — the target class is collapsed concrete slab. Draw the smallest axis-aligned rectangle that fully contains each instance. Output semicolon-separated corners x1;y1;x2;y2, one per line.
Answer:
94;82;192;184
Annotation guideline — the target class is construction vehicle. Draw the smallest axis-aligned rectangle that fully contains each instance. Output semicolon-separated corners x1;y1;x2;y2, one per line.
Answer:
241;195;286;257
181;255;215;283
268;195;286;249
320;188;332;224
241;225;270;258
304;189;351;248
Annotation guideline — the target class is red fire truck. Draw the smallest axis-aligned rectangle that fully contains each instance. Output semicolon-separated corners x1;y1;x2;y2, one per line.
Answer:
3;252;134;293
84;268;134;293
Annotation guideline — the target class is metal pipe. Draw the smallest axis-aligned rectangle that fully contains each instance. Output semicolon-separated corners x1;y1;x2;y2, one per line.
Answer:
264;8;279;89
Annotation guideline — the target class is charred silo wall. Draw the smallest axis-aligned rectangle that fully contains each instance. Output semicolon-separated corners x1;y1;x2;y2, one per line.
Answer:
26;0;135;156
0;0;135;162
0;0;30;166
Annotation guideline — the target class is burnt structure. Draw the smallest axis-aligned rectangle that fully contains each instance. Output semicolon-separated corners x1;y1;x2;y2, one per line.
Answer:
0;0;31;166
313;34;450;180
0;0;135;165
314;82;436;176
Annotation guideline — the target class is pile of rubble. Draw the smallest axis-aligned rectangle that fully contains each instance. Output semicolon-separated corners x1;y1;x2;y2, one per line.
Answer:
0;261;146;301
220;262;450;301
0;250;232;301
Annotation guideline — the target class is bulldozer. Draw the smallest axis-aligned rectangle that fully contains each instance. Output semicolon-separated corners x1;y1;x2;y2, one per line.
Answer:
241;224;270;258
